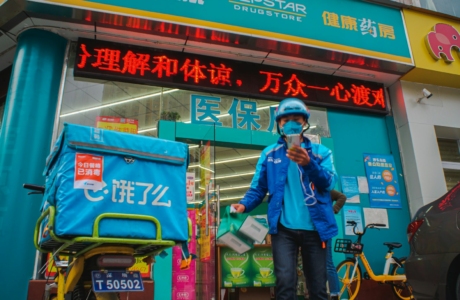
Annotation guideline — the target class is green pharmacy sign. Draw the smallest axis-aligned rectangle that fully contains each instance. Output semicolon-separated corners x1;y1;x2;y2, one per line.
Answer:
31;0;412;64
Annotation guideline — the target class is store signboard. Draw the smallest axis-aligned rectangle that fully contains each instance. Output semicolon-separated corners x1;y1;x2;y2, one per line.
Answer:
75;38;388;114
401;9;460;88
363;154;402;209
31;0;411;64
425;23;460;63
221;247;275;288
96;116;138;134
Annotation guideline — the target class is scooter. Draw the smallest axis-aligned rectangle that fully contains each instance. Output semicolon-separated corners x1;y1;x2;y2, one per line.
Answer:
25;183;190;300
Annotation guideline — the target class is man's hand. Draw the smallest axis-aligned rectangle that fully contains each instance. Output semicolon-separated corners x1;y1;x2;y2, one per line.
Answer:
333;205;341;214
286;145;311;166
231;204;246;213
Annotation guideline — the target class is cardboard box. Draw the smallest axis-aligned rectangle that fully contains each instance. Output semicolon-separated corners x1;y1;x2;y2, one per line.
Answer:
238;216;269;244
217;217;253;254
217;208;269;253
218;231;253;254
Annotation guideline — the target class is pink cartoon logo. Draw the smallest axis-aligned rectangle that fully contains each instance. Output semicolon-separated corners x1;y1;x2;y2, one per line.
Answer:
426;23;460;63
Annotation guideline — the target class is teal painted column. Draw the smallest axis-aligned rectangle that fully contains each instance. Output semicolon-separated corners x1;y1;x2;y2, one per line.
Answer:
0;29;67;299
155;121;176;300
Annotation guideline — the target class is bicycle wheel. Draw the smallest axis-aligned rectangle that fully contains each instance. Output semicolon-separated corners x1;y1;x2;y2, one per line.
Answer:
336;259;362;300
390;258;413;300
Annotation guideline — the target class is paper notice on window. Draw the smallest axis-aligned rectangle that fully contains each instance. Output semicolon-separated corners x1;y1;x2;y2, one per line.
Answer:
186;172;195;203
363;208;389;229
357;176;369;194
340;176;360;203
343;206;364;236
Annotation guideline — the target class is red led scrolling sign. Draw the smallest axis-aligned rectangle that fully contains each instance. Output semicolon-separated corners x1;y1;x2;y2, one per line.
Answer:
74;38;387;114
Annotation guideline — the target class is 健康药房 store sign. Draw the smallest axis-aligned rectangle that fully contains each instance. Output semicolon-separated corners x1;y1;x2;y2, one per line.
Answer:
31;0;412;65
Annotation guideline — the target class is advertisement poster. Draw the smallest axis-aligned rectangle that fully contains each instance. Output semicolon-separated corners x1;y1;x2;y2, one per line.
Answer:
363;154;402;208
221;247;276;288
340;176;360;203
343;206;364;236
199;204;211;262
186;172;195;203
172;210;197;300
96;116;138;134
200;141;211;198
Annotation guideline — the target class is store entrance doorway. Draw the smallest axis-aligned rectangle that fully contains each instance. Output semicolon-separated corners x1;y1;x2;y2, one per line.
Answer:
158;121;278;300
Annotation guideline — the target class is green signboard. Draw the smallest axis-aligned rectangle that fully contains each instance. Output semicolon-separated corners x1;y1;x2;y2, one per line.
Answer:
221;247;275;288
32;0;412;64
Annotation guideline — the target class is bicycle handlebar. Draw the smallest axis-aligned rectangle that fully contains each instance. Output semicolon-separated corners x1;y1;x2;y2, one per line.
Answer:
346;221;386;242
23;184;45;194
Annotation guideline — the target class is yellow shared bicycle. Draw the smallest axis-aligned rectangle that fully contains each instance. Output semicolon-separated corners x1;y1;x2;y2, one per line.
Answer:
334;220;413;300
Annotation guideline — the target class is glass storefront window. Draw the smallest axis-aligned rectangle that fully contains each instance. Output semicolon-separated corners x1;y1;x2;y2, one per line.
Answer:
437;138;460;163
187;145;264;204
443;169;460;191
58;43;330;139
437;138;460;189
58;43;331;206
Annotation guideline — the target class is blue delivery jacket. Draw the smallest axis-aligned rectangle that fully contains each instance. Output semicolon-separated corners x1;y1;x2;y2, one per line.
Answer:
239;137;338;242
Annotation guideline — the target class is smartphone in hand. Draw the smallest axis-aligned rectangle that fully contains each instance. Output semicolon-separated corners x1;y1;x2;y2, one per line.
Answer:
286;134;301;150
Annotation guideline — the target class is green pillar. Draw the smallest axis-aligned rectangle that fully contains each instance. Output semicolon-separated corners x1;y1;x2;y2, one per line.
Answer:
154;121;176;300
0;29;67;299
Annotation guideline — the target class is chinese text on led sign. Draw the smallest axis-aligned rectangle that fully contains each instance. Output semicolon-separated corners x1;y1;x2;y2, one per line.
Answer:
75;38;387;114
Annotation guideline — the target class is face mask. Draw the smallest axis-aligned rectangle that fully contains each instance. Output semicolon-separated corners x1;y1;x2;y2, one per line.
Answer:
281;120;303;135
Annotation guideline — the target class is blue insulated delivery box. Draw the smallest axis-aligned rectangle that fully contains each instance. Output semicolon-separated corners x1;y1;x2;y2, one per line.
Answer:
41;123;189;243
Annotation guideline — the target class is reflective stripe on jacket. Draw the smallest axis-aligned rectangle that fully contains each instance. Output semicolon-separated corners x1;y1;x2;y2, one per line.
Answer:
239;136;338;241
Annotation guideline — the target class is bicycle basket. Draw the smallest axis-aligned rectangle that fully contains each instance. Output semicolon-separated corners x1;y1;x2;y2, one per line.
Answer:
334;239;364;254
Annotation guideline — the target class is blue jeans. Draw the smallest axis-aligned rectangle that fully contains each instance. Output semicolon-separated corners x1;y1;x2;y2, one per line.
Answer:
271;224;328;300
327;239;340;296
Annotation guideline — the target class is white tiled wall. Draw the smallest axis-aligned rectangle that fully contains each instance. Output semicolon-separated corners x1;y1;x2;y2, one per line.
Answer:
390;81;460;216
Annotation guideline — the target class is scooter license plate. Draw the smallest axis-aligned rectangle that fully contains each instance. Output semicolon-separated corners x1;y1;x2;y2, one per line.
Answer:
91;271;144;292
